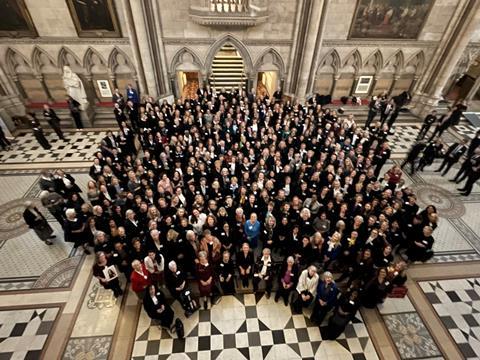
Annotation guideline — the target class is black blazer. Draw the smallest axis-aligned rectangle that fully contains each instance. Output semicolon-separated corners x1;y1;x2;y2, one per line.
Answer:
23;207;46;228
445;143;467;161
143;289;167;318
236;250;254;270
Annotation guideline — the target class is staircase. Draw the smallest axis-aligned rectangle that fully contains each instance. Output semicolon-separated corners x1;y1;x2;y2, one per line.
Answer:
22;106;119;130
210;44;246;91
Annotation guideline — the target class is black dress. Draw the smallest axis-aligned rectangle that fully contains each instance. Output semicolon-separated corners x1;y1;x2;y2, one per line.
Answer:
143;288;174;328
64;217;85;247
323;294;360;340
217;259;235;294
92;260;122;297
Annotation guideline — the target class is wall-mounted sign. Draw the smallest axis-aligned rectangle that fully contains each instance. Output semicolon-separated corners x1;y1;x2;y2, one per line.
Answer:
97;80;112;98
355;76;373;94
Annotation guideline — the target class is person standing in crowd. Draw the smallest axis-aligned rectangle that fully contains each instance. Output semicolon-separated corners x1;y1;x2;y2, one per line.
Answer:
130;259;151;299
64;208;91;254
143;284;175;332
126;84;139;104
275;256;299;305
401;142;425;175
196;251;220;309
23;201;55;245
92;251;123;298
253;247;273;298
293;265;319;314
39;190;65;226
217;250;235;295
417;110;437;140
310;271;338;325
435;139;468;176
237;242;254;288
323;288;360;340
43;104;66;141
244;212;261;248
29;113;51;150
457;153;480;196
112;88;125;109
66;95;83;130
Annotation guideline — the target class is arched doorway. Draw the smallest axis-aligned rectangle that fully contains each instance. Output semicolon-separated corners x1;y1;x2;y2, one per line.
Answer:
170;48;203;100
209;43;246;92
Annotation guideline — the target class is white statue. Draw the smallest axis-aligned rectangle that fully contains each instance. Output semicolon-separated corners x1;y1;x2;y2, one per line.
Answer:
62;66;88;108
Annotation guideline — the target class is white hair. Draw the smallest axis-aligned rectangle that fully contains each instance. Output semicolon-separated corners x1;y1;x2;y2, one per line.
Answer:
65;208;76;218
168;260;177;271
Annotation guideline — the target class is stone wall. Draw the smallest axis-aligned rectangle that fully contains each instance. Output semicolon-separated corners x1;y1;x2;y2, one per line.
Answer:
0;0;479;125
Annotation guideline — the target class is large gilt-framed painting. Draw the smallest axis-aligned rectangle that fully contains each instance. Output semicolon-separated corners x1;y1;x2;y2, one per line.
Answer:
0;0;37;37
66;0;121;38
349;0;435;39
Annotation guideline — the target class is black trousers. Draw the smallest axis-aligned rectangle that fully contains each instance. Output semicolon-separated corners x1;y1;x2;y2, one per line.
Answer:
253;275;273;294
460;171;480;195
437;157;456;175
418;124;431;140
275;284;294;304
453;161;470;183
72;111;83;129
311;301;332;325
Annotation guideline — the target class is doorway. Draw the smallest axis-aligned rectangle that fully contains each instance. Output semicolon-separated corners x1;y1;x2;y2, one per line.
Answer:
177;71;199;100
209;43;246;92
256;71;278;98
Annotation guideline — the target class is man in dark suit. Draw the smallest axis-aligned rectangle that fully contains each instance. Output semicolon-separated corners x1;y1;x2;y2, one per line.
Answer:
466;130;480;158
66;96;83;130
126;100;139;130
112;88;125;109
417;110;437;140
435;139;468;176
23;201;55;245
113;103;126;127
458;151;480;196
43;104;66;141
126;84;139;104
401;142;426;175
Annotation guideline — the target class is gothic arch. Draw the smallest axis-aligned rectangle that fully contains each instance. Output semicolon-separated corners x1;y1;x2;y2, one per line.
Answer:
205;34;253;76
363;49;383;74
31;46;58;75
384;50;404;73
253;48;286;78
317;49;341;75
83;47;108;74
5;48;33;75
405;51;425;75
169;47;204;74
108;47;136;75
342;49;362;73
58;46;83;72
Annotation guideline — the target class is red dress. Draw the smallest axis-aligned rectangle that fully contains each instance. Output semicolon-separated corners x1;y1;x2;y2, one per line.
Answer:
130;264;151;293
196;262;214;296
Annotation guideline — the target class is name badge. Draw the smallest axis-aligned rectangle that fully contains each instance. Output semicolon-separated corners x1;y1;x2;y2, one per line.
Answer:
144;275;148;280
220;263;224;267
349;300;355;305
422;240;428;245
385;281;390;286
176;271;180;275
113;253;118;257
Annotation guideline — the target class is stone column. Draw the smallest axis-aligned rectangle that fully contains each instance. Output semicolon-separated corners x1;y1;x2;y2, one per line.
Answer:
36;75;54;103
350;75;360;96
367;76;378;97
388;75;400;97
466;76;480;103
109;73;118;90
123;0;157;97
120;0;147;95
84;74;100;103
412;0;480;116
330;74;339;96
293;0;329;100
408;76;419;94
12;75;28;100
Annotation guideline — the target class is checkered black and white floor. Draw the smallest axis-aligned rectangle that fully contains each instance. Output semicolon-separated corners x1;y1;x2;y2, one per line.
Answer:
132;293;377;360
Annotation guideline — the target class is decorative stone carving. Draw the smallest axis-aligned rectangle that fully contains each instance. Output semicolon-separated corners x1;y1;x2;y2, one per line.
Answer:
62;65;88;107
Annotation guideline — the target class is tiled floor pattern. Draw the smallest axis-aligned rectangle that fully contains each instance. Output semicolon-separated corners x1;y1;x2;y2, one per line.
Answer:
0;307;59;359
0;131;107;164
420;278;480;359
132;293;378;360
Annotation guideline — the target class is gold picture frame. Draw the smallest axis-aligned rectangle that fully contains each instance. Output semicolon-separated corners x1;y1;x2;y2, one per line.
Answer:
66;0;121;38
348;0;435;40
0;0;38;38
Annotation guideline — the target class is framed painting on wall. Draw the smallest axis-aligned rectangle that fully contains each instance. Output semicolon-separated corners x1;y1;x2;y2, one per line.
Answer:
96;80;112;98
0;0;37;37
355;76;373;94
66;0;121;38
349;0;434;39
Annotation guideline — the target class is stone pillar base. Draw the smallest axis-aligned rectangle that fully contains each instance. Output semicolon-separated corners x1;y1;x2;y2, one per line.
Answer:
81;105;95;128
409;92;443;118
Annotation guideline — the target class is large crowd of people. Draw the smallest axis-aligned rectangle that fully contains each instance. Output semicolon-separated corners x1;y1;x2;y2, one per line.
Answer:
28;84;478;339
